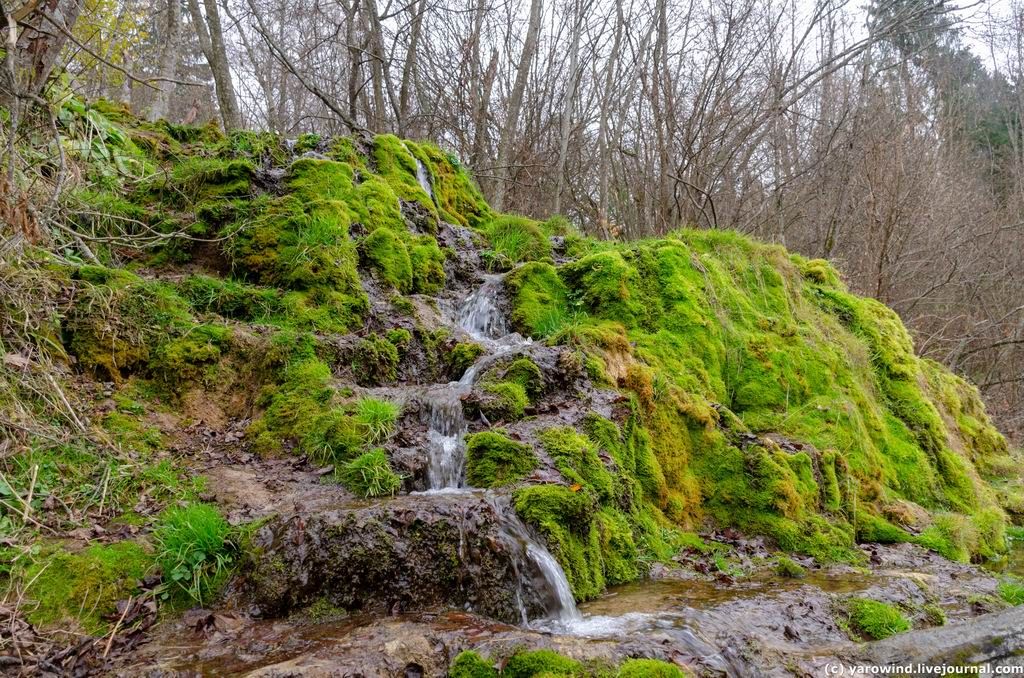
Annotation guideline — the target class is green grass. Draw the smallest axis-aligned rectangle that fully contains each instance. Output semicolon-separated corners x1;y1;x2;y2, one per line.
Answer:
998;577;1024;605
354;397;400;444
844;598;911;640
154;503;235;605
338;449;402;497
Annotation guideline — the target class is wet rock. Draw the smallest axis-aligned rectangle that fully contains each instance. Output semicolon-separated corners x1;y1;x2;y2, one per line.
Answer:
238;493;551;624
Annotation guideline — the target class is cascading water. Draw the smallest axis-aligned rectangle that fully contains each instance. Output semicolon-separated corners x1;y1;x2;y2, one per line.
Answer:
457;275;510;340
423;388;467;489
405;159;579;622
416;272;581;623
403;141;435;203
422;274;524;491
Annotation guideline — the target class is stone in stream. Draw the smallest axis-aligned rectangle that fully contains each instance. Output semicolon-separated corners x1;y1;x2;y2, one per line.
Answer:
236;492;570;624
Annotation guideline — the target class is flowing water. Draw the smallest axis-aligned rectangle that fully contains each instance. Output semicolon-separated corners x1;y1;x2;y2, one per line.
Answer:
403;141;435;203
417;265;580;623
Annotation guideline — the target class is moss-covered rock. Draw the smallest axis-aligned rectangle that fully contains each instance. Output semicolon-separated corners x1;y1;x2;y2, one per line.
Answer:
843;598;911;640
502;649;582;678
465;430;538;487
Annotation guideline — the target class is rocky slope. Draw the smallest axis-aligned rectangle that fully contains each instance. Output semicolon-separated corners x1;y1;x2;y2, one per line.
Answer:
1;100;1022;675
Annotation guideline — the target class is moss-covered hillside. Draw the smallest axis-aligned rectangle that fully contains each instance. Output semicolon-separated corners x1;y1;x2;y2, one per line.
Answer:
1;100;1020;636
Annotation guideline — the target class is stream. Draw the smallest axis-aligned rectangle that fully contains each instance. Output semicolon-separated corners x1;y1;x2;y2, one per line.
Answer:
419;274;582;625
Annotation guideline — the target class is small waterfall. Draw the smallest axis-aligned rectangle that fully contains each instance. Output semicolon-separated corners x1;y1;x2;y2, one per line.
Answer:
526;545;583;622
458;275;509;340
403;141;435;203
419;277;580;624
424;387;468;489
422;275;524;491
488;495;581;623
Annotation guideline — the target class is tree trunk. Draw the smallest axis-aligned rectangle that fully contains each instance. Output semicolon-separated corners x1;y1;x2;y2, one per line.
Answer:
397;0;424;136
187;0;241;129
149;0;182;121
597;0;623;237
3;0;84;101
553;0;583;214
492;0;542;212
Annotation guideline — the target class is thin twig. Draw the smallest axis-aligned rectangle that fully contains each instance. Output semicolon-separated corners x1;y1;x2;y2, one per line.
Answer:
102;594;132;658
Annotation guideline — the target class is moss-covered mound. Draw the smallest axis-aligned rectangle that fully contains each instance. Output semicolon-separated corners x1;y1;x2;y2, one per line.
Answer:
506;231;1012;567
7;100;1016;634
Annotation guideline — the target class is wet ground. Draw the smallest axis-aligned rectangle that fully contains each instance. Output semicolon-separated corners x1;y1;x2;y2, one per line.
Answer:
115;542;1022;677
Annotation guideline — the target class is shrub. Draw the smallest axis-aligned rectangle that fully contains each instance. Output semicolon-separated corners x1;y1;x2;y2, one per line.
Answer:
155;503;235;605
338;449;401;497
844;598;910;640
355;397;400;444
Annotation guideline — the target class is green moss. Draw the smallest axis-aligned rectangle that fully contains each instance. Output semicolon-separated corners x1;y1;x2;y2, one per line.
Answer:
162;157;254;204
449;650;499;678
64;266;234;383
503;649;582;678
338;449;402;497
775;555;806;578
352;333;400;386
494;229;1010;565
149;323;231;384
409;235;447;293
294;133;322;154
178;274;283;321
914;513;977;562
856;512;910;544
248;336;367;463
465;430;538;487
480;381;529;421
506;262;571;338
361;227;413;292
503;358;544;397
451;342;485;377
844;598;910;640
417;143;492;228
24;541;152;634
617;658;686;678
514;484;605;599
482;215;551;270
539;427;614;501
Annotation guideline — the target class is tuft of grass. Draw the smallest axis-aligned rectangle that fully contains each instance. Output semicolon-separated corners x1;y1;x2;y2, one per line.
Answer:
448;650;499;678
998;577;1024;605
617;658;687;678
354;397;400;444
338;449;402;497
844;597;910;640
775;555;807;578
154;503;235;605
